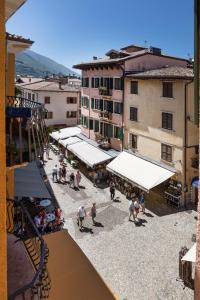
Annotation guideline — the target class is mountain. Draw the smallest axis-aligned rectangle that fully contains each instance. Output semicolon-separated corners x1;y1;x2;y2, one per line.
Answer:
15;49;78;77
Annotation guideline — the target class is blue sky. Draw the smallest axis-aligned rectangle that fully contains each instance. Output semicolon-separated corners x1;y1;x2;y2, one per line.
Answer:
7;0;193;72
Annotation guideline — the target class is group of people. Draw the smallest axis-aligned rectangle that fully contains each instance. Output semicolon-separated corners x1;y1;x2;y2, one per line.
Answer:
34;207;62;233
77;203;97;230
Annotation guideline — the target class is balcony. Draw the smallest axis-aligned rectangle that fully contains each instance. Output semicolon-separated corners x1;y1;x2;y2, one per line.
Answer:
7;199;51;300
191;157;199;169
6;96;48;166
99;111;113;122
98;87;112;97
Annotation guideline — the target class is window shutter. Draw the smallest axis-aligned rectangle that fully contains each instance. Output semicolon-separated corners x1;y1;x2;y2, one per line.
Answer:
108;124;113;138
81;115;83;125
92;77;94;88
94;120;99;132
85;117;88;128
100;77;103;87
91;98;94;109
86;97;89;109
120;103;123;114
81;96;83;106
108;101;113;113
109;78;113;89
100;99;103;111
89;119;94;130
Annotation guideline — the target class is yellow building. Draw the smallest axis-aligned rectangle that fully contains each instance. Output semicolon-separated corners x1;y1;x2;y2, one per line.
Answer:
123;66;198;206
0;1;118;299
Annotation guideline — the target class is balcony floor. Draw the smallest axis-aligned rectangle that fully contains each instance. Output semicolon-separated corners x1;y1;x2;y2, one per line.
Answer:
7;233;35;298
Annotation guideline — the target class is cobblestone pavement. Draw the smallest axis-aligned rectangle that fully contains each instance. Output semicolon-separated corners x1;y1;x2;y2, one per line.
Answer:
44;151;196;300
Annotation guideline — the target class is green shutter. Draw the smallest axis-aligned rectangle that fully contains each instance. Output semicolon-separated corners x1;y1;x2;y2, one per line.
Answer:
81;115;83;125
86;98;89;109
119;127;124;140
100;99;103;111
91;98;94;109
89;119;94;130
94;120;99;132
107;124;113;138
81;96;83;106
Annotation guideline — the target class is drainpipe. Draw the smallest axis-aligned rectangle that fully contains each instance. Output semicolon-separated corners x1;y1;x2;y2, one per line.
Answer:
119;64;125;151
194;0;199;125
183;80;193;208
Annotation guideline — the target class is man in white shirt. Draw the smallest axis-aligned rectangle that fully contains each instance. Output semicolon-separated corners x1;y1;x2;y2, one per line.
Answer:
77;206;86;230
52;165;58;182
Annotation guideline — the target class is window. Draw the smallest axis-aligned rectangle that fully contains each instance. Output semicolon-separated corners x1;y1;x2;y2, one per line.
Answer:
130;81;138;94
114;78;123;90
163;82;173;98
114;102;122;114
44;96;50;104
130;134;137;149
130;107;138;121
161;144;172;162
45;111;53;119
94;99;103;110
28;93;31;100
67;97;77;104
104;100;113;113
66;111;77;118
162;112;173;130
81;96;89;108
114;126;120;138
82;77;89;88
95;78;100;88
32;94;35;101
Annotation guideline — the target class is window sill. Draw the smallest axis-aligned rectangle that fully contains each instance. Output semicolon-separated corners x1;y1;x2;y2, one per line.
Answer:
161;96;175;100
129;119;138;122
160;159;173;166
160;127;175;133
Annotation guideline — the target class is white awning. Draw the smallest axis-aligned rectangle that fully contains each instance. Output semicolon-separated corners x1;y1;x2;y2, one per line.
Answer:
181;243;196;263
67;141;112;168
59;137;82;148
106;151;175;192
49;127;81;141
14;161;51;199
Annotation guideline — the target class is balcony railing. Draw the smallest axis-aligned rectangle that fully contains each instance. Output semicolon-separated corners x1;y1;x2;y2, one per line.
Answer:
7;199;51;300
191;157;199;169
99;111;112;121
98;87;112;96
7;96;44;110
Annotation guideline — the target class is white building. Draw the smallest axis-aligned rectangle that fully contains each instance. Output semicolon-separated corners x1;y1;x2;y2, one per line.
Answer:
17;80;81;127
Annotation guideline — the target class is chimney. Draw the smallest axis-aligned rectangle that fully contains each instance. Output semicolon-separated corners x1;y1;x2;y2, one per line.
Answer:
59;81;62;89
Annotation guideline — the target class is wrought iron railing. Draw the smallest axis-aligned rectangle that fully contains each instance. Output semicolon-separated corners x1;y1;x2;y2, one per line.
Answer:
7;96;44;110
7;199;51;300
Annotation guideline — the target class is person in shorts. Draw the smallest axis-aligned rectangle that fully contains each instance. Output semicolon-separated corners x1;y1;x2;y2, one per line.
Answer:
129;199;135;222
77;206;86;230
91;203;97;225
134;198;140;219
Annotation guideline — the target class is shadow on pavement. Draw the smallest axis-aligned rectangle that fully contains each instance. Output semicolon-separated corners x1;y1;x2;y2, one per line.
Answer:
93;221;104;227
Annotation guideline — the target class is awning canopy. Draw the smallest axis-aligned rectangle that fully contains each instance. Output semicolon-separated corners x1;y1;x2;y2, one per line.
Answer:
44;230;118;300
49;127;81;141
181;243;196;263
106;151;175;192
67;141;112;168
14;161;51;199
59;136;82;148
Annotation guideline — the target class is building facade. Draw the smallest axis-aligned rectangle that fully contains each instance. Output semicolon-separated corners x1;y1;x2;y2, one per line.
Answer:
74;45;190;152
18;80;81;127
124;67;198;204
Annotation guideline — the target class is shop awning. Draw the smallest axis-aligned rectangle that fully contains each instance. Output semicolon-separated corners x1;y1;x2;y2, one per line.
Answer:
67;141;112;168
59;136;82;148
106;151;175;192
44;230;118;300
49;127;81;141
14;161;51;199
181;243;196;263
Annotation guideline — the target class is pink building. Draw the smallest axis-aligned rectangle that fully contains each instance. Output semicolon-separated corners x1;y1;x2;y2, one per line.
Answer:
74;45;189;151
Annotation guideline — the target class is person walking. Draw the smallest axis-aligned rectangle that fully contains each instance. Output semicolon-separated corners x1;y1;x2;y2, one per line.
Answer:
139;191;145;213
46;145;50;160
110;182;115;201
134;198;140;220
52;165;58;182
93;171;98;187
129;199;135;222
69;172;75;188
77;205;87;230
76;170;82;188
91;203;97;225
62;165;67;182
58;167;62;182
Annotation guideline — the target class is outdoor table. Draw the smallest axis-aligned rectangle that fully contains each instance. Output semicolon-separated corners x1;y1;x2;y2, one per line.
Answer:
40;199;51;207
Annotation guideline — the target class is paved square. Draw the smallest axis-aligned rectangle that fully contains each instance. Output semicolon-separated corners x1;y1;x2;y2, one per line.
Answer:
44;152;196;300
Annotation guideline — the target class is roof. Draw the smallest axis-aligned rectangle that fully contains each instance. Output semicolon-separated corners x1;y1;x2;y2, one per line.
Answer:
19;81;81;92
73;47;189;69
126;66;194;80
106;151;175;192
16;77;44;86
6;32;33;45
44;230;118;300
6;0;26;21
67;141;112;168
